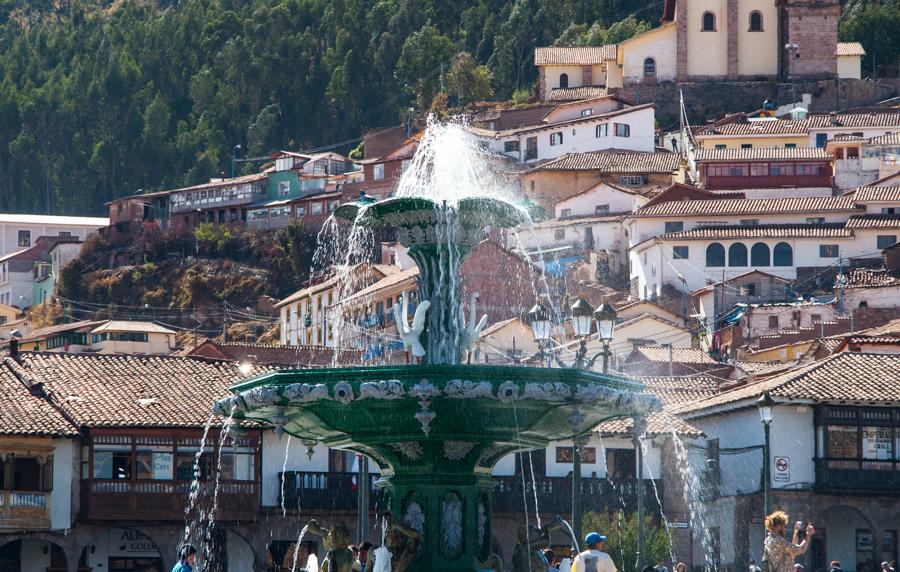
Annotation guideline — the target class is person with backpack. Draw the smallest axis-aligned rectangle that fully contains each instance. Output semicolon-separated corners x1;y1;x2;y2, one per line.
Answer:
763;511;815;572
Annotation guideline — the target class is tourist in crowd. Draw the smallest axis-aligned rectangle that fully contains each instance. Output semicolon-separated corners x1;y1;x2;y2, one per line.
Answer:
358;542;373;572
794;564;804;572
882;562;895;572
830;560;843;572
763;511;815;572
675;562;687;572
573;532;617;572
657;560;670;572
749;559;762;572
543;548;558;571
172;544;197;572
350;545;362;571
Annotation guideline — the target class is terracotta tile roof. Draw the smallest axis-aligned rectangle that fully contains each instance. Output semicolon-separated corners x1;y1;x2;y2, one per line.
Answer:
867;132;900;146
531;214;623;229
168;172;267;194
473;104;655;137
275;264;401;308
92;321;176;335
844;214;900;229
17;320;105;343
474;106;556;131
530;152;681;173
14;352;272;428
835;268;900;289
836;42;866;56
534;46;616;65
807;111;900;129
695;119;810;137
632;346;719;365
849;186;900;202
659;223;852;240
0;358;78;436
675;352;900;416
596;375;719;436
829;133;865;142
694;147;832;161
862;318;900;336
549;87;611;102
633;196;860;217
341;266;420;304
187;340;364;367
843;335;900;346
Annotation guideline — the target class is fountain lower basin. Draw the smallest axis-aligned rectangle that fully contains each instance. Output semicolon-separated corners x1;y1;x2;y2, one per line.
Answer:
215;365;659;571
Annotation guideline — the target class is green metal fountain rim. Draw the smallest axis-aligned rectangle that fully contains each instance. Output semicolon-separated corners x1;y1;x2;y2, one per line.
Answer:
229;363;646;394
215;364;661;453
331;196;545;229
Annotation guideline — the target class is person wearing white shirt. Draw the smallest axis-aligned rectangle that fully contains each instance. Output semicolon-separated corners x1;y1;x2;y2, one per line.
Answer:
572;532;617;572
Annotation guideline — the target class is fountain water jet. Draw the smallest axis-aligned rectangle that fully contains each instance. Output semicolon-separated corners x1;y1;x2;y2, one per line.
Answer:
214;121;661;571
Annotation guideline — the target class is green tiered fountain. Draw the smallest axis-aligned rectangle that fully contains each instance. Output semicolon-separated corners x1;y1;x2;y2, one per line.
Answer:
214;124;660;572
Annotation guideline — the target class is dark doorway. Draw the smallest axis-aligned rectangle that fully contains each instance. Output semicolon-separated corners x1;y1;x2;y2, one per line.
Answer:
606;448;636;481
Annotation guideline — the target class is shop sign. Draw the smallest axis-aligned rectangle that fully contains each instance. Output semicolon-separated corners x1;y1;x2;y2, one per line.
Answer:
109;528;161;558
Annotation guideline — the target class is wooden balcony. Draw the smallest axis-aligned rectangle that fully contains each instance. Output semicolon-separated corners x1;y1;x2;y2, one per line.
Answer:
814;458;900;495
278;471;661;515
278;471;379;511
493;475;662;514
0;490;51;529
705;174;833;190
80;480;258;522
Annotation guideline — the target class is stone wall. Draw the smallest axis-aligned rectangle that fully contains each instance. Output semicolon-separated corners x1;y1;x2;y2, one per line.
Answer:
614;78;898;126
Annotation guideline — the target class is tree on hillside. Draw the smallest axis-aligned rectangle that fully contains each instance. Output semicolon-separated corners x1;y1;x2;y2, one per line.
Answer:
446;52;493;106
396;23;457;109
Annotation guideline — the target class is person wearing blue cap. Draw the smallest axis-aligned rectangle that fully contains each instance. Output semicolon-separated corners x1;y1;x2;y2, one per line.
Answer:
572;532;617;572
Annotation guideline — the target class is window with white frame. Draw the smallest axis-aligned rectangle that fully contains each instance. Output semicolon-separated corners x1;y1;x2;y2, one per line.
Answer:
581;109;593;117
373;164;385;180
311;202;323;215
17;230;30;247
619;175;645;186
550;132;563;146
596;124;609;138
278;181;291;197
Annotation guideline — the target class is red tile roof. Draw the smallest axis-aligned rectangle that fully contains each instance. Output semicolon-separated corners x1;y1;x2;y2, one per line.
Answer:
694;147;832;161
14;352;271;428
695;119;810;137
549;87;611;102
530;152;681;173
807;111;900;129
660;223;852;240
633;196;860;217
186;340;364;367
0;358;78;436
836;42;866;56
844;214;900;229
849;186;900;202
867;132;900;146
534;46;616;65
674;352;900;417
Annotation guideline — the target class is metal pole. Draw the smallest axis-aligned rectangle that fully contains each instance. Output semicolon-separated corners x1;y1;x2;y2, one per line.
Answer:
763;421;771;517
602;342;610;374
633;418;646;572
573;436;585;547
357;455;370;544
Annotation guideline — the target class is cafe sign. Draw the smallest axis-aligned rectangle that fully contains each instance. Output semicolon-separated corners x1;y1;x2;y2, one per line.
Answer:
109;528;161;557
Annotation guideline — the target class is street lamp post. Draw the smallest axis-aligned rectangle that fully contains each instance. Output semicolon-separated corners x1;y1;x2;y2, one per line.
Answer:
757;392;775;518
526;300;552;366
232;144;242;179
526;296;620;549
